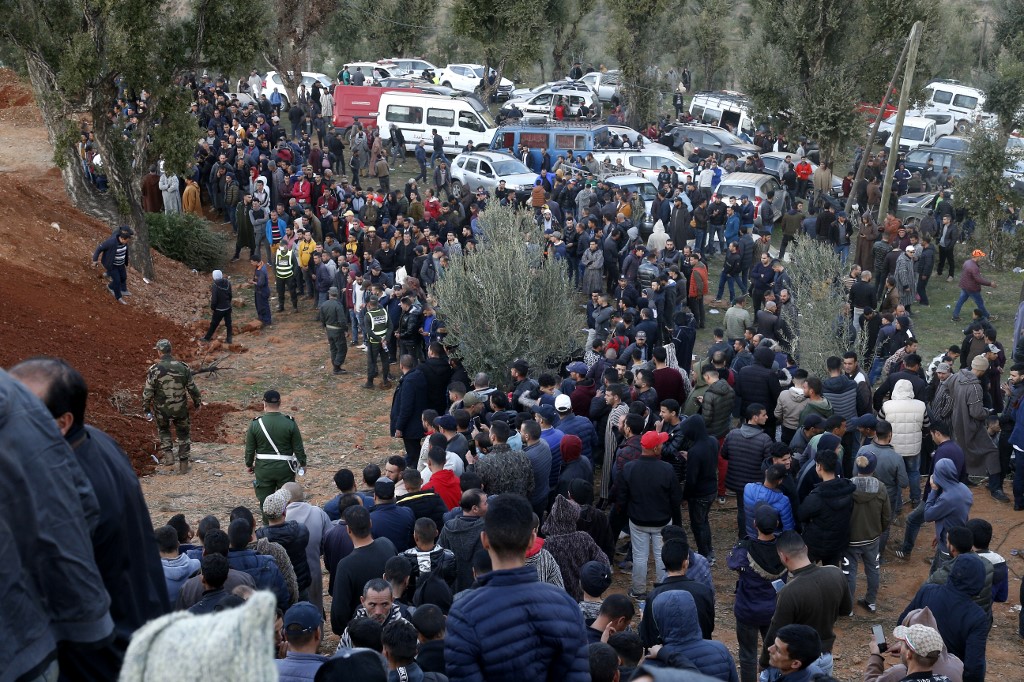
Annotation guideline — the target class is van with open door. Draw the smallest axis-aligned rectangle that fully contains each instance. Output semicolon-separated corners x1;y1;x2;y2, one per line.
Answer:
374;91;497;153
688;91;758;140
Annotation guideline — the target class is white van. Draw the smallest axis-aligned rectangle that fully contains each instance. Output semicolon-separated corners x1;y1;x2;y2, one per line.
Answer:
376;92;497;154
883;116;938;153
921;80;995;132
689;91;758;140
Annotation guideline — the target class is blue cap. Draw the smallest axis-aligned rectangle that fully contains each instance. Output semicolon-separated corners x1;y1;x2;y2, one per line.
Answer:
567;361;588;375
740;194;749;200
849;413;878;429
434;415;457;431
532;404;558;424
837;211;847;218
284;601;322;634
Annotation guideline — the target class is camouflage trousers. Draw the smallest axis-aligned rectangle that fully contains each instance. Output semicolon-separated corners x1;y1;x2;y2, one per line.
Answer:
155;411;191;464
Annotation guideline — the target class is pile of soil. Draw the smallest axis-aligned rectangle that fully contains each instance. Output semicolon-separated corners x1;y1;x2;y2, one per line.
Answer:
0;68;43;125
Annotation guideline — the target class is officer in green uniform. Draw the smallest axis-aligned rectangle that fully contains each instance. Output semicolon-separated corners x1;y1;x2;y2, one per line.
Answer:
142;339;202;474
363;295;393;389
244;389;306;510
318;286;349;375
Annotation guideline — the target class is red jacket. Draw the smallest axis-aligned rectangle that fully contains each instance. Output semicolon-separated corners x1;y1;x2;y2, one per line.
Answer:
293;179;311;204
958;258;992;293
795;162;813;180
424;469;461;510
688;263;709;298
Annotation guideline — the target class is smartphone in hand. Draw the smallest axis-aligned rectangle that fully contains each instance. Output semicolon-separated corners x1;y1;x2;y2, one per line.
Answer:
872;625;888;653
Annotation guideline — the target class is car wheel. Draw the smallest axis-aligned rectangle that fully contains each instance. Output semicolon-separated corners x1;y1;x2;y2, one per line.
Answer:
451;179;463;197
442;81;453;88
281;95;290;111
955;119;971;133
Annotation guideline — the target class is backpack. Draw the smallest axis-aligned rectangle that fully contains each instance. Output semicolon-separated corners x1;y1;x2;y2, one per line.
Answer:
930;374;955;421
607;334;630;355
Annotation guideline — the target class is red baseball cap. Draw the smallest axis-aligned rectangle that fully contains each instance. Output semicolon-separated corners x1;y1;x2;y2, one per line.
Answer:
640;431;670;449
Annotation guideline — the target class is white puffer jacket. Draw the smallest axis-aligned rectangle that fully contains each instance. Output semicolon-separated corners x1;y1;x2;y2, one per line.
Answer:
880;379;928;457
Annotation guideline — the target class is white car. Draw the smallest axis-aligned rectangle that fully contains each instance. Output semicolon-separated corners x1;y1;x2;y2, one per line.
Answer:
341;62;395;85
590;150;694;185
450;151;538;197
386;58;440;78
510;79;591;100
437;64;514;100
261;71;332;109
502;85;598;118
579;70;621;102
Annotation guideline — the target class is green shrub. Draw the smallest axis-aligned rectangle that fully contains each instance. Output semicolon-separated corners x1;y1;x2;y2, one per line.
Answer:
146;212;227;272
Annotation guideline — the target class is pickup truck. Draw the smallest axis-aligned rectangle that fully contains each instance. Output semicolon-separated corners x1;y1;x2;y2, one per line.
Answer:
579;70;621;103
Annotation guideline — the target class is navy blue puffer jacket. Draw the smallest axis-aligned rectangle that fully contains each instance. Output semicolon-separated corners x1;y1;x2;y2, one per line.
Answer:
651;591;739;681
445;565;590;682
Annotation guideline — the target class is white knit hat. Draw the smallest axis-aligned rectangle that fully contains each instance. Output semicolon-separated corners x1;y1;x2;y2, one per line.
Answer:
120;591;277;682
212;270;223;281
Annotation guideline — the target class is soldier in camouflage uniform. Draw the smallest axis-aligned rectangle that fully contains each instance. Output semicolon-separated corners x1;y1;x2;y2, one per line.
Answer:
245;389;306;511
142;339;202;474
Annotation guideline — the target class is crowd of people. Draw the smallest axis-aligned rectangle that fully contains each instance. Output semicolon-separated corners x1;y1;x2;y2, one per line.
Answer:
35;71;1024;682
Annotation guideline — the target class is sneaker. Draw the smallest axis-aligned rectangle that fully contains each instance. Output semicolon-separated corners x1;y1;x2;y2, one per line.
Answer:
991;489;1010;503
118;298;128;305
857;598;877;613
617;559;633;571
106;284;116;295
122;290;132;296
718;496;727;504
334;367;348;375
951;316;961;322
358;344;367;350
363;381;374;389
627;590;647;600
894;549;909;560
946;275;954;282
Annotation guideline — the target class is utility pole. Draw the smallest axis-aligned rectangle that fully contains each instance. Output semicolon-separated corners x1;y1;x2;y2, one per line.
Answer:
844;35;912;216
878;21;923;224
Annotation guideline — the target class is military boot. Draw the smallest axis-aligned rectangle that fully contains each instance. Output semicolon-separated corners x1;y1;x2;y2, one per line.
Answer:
161;450;174;466
177;459;190;475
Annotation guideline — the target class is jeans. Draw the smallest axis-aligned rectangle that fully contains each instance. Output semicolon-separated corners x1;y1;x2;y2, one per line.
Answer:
350;309;362;344
1013;446;1024;507
629;521;666;593
106;264;127;300
430;149;445;168
952;289;988;318
717;274;743;301
416;158;427;181
225;204;236;229
736;621;769;682
903;455;921;504
843;538;880;604
867;356;886;386
708;225;725;253
734;488;747;540
833;244;849;264
693;228;706;254
688;494;715;558
898;500;927;554
917;275;930;305
878;485;900;556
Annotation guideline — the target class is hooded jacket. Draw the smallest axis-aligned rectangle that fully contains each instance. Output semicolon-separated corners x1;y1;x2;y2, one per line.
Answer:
727;537;786;626
723;423;773;492
700;379;735;438
849;475;891;544
864;606;964;682
899;553;990;682
880;379;929;458
928;551;994;617
949;368;1000;476
210;278;232;311
735;346;782;416
540;496;610;601
256;520;311;593
680;416;720;499
649;591;738;682
924;458;973;552
742;483;795;539
798;476;856;558
774;386;808;431
438;514;485;592
161;554;200;605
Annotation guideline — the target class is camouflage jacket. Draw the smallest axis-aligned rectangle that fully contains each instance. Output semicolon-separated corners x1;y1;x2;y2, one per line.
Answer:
142;357;201;417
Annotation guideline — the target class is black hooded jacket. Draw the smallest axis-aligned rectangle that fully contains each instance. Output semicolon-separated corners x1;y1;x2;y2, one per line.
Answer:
680;416;719;500
798;477;855;558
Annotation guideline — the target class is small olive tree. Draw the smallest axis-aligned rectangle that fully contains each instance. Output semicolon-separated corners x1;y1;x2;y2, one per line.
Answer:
784;238;852;377
433;204;586;389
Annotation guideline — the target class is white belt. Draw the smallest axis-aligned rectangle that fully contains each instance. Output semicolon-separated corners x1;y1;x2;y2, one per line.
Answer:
255;453;295;461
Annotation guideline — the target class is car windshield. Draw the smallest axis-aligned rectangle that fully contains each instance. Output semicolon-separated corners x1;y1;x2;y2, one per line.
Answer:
933;138;967;151
716;185;747;198
711;129;744;144
902;126;926;141
493;159;531;175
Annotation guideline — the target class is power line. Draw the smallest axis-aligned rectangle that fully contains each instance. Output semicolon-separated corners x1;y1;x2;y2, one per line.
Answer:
339;0;436;30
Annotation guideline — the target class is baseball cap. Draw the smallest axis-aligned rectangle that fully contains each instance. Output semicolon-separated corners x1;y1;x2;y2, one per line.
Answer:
532;404;557;424
905;245;915;252
740;194;749;200
154;339;172;353
635;330;647;340
263;389;281;404
580;561;612;597
856;452;878;475
374;477;396;500
284;601;323;634
555;394;573;412
462;391;481;407
893;624;944;657
263;490;288;518
849;413;877;430
987;343;1000;354
434;414;457;431
567;361;588;376
972;249;986;258
802;413;825;429
640;431;670;449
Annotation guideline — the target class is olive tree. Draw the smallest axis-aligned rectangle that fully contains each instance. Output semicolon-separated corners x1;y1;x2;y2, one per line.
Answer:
1;0;266;278
432;205;586;388
784;239;851;377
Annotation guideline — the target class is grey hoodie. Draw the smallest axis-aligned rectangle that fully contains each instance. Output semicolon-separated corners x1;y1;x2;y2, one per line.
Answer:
161;553;200;605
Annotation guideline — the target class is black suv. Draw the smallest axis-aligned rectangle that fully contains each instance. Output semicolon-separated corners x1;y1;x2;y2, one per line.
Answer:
660;123;760;161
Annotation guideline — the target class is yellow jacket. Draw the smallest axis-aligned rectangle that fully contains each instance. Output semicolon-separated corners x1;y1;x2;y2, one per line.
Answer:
297;238;317;267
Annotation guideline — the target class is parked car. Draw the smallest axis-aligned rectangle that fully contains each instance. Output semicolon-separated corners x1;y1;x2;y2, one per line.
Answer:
375;77;478;101
223;92;256;107
921;79;995;132
385;58;440;79
758;152;842;196
920;111;956;137
901;147;967;178
688;90;758;139
590;150;694;185
341;62;396;85
896;190;943;225
931;135;970;153
660;123;760;162
510;80;592;100
437;64;514;100
500;84;599;119
710;172;784;227
450;151;538;200
880;115;938;153
262;71;332;109
578;70;621;102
